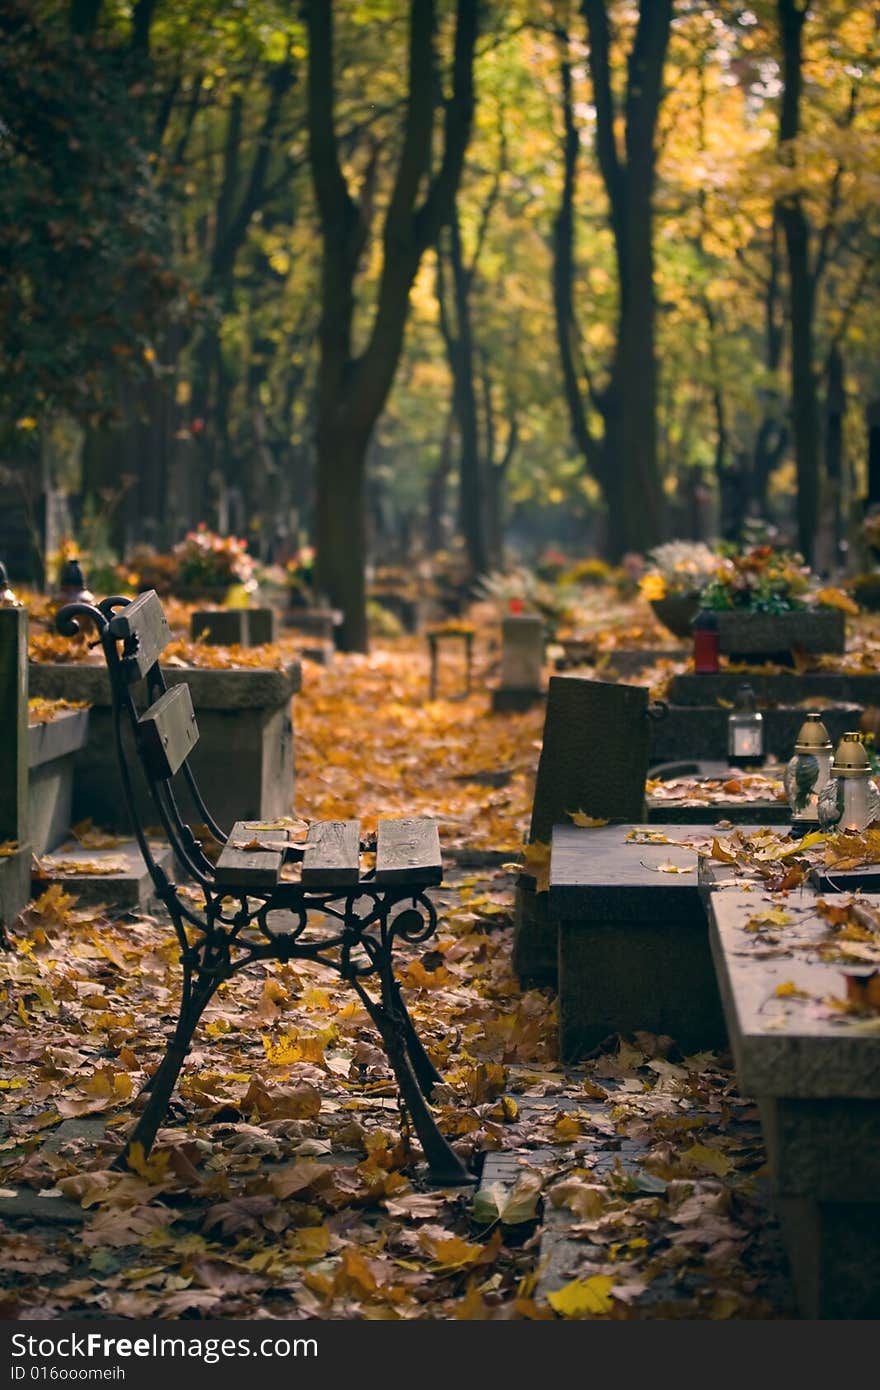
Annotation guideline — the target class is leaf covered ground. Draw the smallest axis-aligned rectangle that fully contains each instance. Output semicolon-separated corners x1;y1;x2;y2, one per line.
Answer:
0;630;798;1319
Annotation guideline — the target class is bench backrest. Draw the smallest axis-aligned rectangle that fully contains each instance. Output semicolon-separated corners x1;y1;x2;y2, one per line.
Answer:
107;590;172;684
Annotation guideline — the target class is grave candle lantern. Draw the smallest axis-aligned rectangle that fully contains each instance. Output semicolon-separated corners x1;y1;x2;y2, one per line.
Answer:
727;682;763;769
817;733;880;833
784;713;833;818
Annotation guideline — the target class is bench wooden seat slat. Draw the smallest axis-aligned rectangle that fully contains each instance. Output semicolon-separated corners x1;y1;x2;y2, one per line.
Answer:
215;822;287;887
137;684;199;781
375;817;441;885
225;820;290;849
302;819;361;886
108;590;172;682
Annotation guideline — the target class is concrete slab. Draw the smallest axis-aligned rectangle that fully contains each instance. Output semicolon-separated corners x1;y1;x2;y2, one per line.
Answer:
32;839;175;909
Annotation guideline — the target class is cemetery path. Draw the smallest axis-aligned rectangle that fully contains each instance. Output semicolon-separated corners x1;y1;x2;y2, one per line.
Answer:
0;637;795;1319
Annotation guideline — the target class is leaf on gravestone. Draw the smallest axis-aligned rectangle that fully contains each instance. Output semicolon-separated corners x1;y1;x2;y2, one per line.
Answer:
626;829;669;843
521;841;550;892
711;837;736;863
774;981;810;999
652;862;694;874
745;908;792;930
547;1274;615;1317
567;812;610;828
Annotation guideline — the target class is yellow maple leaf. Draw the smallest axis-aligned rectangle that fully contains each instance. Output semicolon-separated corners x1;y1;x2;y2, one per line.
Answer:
125;1142;170;1182
552;1113;581;1141
567;812;610;828
547;1274;615;1317
680;1142;733;1176
420;1233;486;1269
775;980;810;999
814;587;860;615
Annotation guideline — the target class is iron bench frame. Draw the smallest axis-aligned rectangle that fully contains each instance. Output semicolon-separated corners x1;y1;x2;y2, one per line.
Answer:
56;591;469;1184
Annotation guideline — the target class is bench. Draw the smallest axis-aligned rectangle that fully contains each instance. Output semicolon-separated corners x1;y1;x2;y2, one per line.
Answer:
56;590;469;1185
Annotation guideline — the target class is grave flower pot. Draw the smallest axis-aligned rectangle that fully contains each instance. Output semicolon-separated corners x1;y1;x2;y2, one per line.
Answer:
650;594;701;640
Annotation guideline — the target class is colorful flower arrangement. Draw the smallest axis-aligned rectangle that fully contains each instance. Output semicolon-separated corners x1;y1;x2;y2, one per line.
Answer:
639;541;720;602
699;545;811;613
172;524;255;591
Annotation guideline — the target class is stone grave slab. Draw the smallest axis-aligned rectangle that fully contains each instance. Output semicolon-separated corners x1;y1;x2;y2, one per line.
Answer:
549;822;730;1057
32;838;176;910
707;886;880;1317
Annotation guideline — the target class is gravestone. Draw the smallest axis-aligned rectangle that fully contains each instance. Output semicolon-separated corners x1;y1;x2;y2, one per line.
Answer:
283;607;343;665
29;660;301;834
191;608;278;647
513;675;650;986
491;615;545;712
0;601;32;928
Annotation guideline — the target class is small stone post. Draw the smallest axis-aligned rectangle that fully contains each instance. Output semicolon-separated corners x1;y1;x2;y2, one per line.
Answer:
491;615;545;712
0;585;31;931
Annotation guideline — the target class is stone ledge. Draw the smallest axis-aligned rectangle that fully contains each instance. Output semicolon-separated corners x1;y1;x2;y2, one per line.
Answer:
671;671;880;706
707;887;880;1099
28;708;90;770
29;659;301;710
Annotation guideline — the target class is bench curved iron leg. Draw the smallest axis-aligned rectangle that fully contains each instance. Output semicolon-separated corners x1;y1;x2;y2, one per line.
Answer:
365;963;470;1186
391;980;443;1096
114;973;217;1171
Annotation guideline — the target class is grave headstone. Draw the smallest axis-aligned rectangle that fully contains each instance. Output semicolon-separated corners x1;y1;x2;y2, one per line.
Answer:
513;675;650;985
191;608;278;647
0;595;32;928
491;614;545;712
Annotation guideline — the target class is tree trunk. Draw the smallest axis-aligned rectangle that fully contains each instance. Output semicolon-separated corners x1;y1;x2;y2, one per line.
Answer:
315;426;368;652
866;400;880;512
823;344;844;569
777;0;820;564
552;3;672;559
306;0;477;651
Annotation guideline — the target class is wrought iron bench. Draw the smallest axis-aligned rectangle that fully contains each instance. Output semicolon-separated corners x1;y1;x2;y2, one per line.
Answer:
56;590;469;1184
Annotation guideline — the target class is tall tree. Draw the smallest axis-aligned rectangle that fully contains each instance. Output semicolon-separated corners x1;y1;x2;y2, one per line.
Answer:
554;1;673;559
305;0;478;651
776;0;820;563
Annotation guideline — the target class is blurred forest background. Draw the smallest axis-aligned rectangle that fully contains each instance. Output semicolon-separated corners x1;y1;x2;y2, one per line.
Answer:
1;0;878;648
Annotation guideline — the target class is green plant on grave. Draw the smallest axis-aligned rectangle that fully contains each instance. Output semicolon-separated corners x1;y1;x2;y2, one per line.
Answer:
698;545;811;614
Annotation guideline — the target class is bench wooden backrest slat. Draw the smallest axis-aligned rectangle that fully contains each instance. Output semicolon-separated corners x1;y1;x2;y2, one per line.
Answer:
213;821;289;888
301;819;361;886
374;817;441;885
108;591;172;682
137;683;199;781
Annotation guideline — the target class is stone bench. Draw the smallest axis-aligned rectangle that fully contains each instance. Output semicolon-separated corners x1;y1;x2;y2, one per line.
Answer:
707;886;880;1318
29;659;301;835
